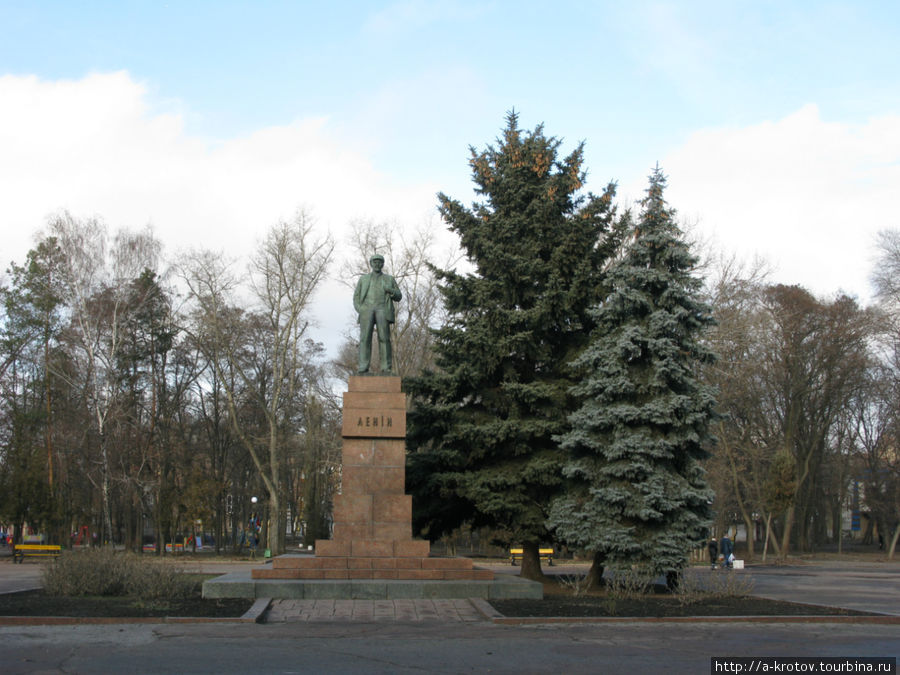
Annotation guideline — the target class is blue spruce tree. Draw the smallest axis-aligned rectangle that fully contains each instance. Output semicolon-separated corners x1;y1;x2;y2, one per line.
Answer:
548;166;716;589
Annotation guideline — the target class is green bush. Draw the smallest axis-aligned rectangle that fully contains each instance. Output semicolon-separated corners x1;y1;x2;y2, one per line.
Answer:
41;549;200;599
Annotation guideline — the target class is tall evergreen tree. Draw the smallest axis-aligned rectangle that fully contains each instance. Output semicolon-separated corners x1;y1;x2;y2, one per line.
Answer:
406;112;620;579
548;166;716;588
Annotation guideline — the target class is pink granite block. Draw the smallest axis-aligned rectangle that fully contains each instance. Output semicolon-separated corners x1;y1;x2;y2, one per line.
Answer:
351;540;395;557
372;522;412;540
315;540;351;557
318;558;349;569
373;440;406;465
271;557;304;569
347;557;377;569
332;494;373;522
372;569;399;580
348;376;402;393
393;540;431;557
333;523;374;540
342;439;377;465
360;467;406;494
343;392;406;411
394;558;423;569
422;557;473;570
373;495;412;522
339;466;405;495
338;465;364;494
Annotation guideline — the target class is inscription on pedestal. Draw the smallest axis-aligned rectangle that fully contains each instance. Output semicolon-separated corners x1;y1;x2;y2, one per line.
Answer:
342;408;406;438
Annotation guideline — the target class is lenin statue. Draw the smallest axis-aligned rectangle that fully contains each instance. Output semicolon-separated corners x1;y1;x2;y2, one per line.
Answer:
353;254;402;374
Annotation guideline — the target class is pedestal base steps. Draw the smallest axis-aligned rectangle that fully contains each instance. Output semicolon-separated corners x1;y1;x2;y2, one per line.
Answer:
253;550;493;582
203;567;543;600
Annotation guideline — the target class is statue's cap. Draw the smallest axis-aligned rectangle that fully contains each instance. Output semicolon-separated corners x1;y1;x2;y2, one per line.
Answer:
370;253;385;262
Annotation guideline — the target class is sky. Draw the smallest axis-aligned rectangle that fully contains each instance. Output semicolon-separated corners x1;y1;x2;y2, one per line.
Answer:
1;1;899;357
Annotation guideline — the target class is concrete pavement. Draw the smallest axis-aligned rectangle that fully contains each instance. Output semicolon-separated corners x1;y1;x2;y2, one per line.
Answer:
265;597;486;623
744;561;900;616
0;559;42;594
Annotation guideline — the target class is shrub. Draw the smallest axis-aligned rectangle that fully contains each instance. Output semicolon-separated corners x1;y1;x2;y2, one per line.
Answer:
41;549;200;599
605;565;656;600
556;573;591;597
674;568;756;606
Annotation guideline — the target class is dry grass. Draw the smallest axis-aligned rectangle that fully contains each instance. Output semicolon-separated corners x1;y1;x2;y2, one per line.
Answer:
41;548;200;600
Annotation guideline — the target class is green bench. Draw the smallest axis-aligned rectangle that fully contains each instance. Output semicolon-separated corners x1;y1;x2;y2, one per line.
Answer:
13;544;61;563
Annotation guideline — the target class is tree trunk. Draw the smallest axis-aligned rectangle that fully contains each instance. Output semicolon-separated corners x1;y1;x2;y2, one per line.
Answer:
741;512;756;560
266;492;285;556
762;512;774;562
584;551;605;590
518;541;544;581
888;522;900;561
100;435;113;547
666;570;681;591
779;504;795;559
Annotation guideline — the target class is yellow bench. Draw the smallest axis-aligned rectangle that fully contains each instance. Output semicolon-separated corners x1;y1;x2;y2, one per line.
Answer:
509;547;554;566
13;544;61;563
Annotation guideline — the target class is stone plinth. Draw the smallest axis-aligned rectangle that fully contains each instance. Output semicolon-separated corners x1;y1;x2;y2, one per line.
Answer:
251;376;494;585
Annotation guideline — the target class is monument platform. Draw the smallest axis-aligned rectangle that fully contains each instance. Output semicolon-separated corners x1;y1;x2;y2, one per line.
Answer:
202;564;541;600
203;376;541;600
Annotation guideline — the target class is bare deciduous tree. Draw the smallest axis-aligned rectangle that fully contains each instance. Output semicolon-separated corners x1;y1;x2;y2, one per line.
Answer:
49;212;161;544
180;210;333;555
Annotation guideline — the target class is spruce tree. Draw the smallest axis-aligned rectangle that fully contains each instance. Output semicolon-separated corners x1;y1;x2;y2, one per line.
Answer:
406;112;619;579
547;166;716;588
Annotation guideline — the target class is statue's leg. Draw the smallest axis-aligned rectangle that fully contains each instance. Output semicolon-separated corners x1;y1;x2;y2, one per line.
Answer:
382;326;393;374
374;309;392;373
358;310;376;373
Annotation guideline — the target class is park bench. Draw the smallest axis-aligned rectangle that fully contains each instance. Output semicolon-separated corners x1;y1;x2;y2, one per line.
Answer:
509;547;554;566
13;544;61;563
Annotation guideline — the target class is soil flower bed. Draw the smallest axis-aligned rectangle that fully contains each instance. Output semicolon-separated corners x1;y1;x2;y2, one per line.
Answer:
489;595;875;618
489;574;879;618
0;589;254;619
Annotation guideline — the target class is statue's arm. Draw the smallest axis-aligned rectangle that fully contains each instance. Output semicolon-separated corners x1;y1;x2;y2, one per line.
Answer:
353;277;365;313
388;276;402;301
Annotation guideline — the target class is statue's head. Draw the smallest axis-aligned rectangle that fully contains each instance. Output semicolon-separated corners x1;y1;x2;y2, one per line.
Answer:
370;254;385;270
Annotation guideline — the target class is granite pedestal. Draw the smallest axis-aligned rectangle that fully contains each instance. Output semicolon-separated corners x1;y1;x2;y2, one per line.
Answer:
204;376;541;600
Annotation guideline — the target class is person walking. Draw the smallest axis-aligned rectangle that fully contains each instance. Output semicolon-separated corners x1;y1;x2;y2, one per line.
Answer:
720;532;734;569
707;537;718;570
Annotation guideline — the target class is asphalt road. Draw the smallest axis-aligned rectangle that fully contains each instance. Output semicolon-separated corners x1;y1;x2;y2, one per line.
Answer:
1;619;897;674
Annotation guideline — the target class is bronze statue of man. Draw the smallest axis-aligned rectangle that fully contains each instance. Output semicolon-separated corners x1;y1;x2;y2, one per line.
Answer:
353;253;402;374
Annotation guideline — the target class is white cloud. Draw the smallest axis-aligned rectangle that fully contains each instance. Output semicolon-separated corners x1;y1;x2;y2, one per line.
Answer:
0;72;442;354
623;104;900;302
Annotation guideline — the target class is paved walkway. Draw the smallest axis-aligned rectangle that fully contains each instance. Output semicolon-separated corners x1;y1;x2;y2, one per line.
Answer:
265;597;485;623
